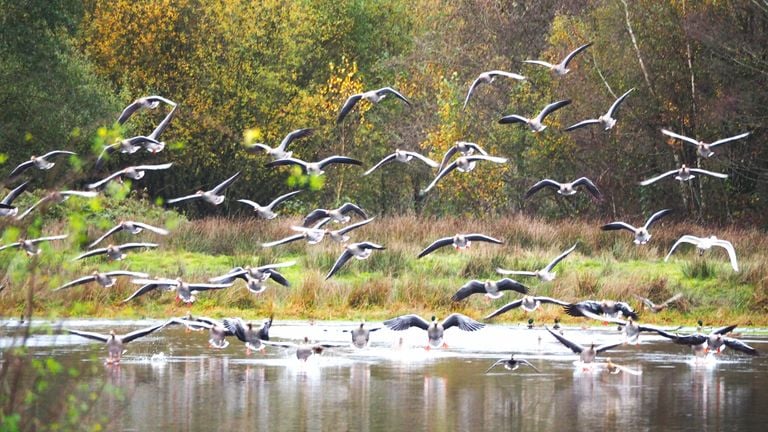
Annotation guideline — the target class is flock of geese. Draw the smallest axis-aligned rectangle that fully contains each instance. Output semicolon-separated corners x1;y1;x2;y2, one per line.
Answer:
1;40;758;369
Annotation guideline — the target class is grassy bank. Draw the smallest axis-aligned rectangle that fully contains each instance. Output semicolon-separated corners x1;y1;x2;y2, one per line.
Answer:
1;214;767;326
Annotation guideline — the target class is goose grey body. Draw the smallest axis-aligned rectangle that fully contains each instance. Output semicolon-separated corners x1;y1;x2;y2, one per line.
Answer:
523;43;592;76
74;242;158;261
0;234;68;256
302;202;368;227
16;190;98;220
639;164;728;186
66;322;169;364
565;88;635;131
9;151;76;178
345;323;382;349
497;243;577;281
564;299;639;320
291;217;375;244
601;209;673;245
421;155;507;194
363;150;439;176
223;317;272;353
463;71;526;109
325;242;385;280
437;142;488;172
661;129;750;158
122;277;232;304
664;235;738;272
54;270;149;291
237;190;302;219
545;326;621;363
117;95;177;125
0;182;29;217
654;325;758;357
383;314;484;349
450;278;528;301
167;171;241;206
484;295;570;320
89;221;169;249
418;233;503;258
485;355;540;373
265;156;363;176
499;99;571;132
87;163;173;190
210;261;295;294
634;293;683;313
264;336;346;361
337;87;411;123
524;177;602;200
247;128;314;161
95;136;162;168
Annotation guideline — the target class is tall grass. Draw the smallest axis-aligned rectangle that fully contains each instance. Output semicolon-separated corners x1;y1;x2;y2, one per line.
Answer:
2;214;767;324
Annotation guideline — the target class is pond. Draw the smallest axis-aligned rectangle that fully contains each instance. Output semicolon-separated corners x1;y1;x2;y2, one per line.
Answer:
3;319;767;431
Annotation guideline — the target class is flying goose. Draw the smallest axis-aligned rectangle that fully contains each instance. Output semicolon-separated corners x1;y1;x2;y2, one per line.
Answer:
73;242;158;261
117;95;177;125
0;234;68;256
123;277;232;304
565;310;668;345
291;217;375;244
499;100;572;132
483;296;570;320
247;128;314;161
302;202;368;227
417;233;503;258
639;164;727;186
600;208;673;245
654;325;758;357
485;354;540;373
325;242;386;280
0;182;29;217
261;218;333;247
141;104;177;153
343;322;382;349
497;243;577;281
16;190;98;220
363;150;439;176
237;190;301;220
9;151;76;178
167;171;241;206
54;270;149;291
545;326;622;364
210;262;295;294
523;43;592;76
168;315;233;349
264;336;346;361
87;163;173;190
88;221;169;249
524;177;602;200
661;129;750;158
463;71;526;109
337;87;411;124
383;314;484;349
564;300;639;320
95;136;162;168
565;88;635;131
67;322;170;364
664;235;739;272
634;293;683;313
437;141;488;172
450;278;528;302
223;316;273;354
421;155;507;194
265;156;362;176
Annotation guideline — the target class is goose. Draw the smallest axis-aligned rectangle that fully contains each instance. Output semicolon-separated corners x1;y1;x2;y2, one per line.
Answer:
343;323;382;349
564;300;639;320
421;155;507;194
237;190;302;219
600;208;673;245
499;100;572;132
337;87;411;124
223;316;273;354
142;104;177;153
565;88;635;131
302;202;368;227
265;155;362;176
661;129;750;158
325;242;386;280
0;234;68;256
210;262;295;294
485;354;540;373
122;277;232;304
16;190;98;220
88;221;169;249
73;242;158;261
639;164;727;186
363;150;439;176
87;163;173;190
247;128;314;161
654;325;758;357
417;233;503;258
603;358;642;375
523;43;592;76
450;278;528;302
0;182;29;217
117;95;177;125
484;296;570;320
497;243;577;281
260;218;334;247
54;270;149;291
634;293;683;313
383;314;484;349
167;171;241;206
664;235;738;272
437;141;488;172
264;336;346;361
66;321;170;364
9;151;76;178
545;326;622;364
463;71;526;109
564;310;669;345
524;177;602;200
169;315;233;349
290;217;375;244
95;136;162;168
